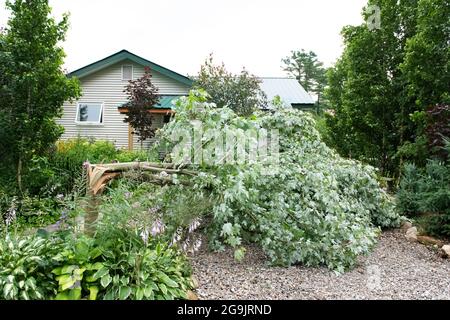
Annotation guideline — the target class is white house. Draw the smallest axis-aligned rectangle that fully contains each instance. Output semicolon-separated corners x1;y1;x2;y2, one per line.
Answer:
58;50;192;150
58;50;314;150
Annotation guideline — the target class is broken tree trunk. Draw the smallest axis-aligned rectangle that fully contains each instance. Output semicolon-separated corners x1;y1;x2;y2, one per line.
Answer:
81;161;198;235
86;161;195;196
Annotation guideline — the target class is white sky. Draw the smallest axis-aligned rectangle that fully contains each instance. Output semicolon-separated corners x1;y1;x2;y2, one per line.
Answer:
0;0;366;77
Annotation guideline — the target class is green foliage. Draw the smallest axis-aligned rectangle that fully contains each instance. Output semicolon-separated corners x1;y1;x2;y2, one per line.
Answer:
99;236;192;300
1;137;151;232
52;236;103;300
42;180;194;300
400;0;450;108
325;0;449;178
425;104;450;159
0;198;193;301
153;90;401;272
42;138;149;195
0;0;81;191
194;54;267;116
397;143;450;237
0;234;63;300
282;49;328;107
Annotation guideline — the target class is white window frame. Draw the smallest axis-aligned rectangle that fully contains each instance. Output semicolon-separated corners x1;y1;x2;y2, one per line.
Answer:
122;65;134;81
75;102;104;125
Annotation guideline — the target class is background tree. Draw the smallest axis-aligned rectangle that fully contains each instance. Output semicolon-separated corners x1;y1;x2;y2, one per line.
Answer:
194;54;267;116
401;0;450;108
0;0;81;192
324;0;425;179
282;49;328;107
123;67;160;142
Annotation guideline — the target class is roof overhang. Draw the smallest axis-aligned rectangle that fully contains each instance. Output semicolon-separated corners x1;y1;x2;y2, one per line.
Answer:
118;108;174;115
118;95;181;114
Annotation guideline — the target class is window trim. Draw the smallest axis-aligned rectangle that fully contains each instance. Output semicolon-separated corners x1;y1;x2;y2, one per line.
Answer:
75;102;105;126
122;64;134;81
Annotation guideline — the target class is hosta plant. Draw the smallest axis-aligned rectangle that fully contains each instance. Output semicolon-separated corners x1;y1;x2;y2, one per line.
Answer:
52;236;104;300
99;233;193;300
0;234;62;300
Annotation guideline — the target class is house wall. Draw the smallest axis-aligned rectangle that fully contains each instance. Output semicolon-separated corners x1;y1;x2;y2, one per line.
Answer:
57;60;190;150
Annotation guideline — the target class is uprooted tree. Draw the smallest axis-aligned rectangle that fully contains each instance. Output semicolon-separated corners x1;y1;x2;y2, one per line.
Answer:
86;90;401;272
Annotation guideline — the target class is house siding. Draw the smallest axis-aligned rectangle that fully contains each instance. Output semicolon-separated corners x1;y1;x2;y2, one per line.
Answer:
57;60;190;150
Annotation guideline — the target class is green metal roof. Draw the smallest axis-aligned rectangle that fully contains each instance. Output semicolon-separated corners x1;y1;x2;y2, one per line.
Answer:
68;50;193;87
119;95;182;109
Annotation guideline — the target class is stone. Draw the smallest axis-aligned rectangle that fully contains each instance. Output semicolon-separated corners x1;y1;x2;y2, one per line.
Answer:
441;245;450;258
405;227;418;242
417;235;444;247
401;221;413;231
186;290;199;300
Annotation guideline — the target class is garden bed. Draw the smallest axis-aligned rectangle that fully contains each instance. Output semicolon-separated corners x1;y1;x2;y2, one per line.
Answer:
190;229;450;300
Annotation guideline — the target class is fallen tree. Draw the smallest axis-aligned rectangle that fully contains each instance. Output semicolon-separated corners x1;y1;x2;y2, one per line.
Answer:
86;90;402;272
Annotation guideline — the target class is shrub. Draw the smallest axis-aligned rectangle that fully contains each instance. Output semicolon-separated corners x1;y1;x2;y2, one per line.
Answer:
0;234;64;300
29;138;151;196
52;235;105;300
397;142;450;237
98;232;192;300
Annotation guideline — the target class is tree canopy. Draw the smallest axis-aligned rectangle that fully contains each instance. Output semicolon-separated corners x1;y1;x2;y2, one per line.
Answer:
325;0;449;179
282;49;328;106
194;54;267;116
123;67;160;142
0;0;81;192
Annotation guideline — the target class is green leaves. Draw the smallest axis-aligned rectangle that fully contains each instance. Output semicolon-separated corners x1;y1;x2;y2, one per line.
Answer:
157;272;179;288
100;274;112;288
0;0;81;193
154;92;401;271
194;54;267;116
119;286;132;300
234;247;246;262
89;286;99;300
92;267;109;280
0;234;61;300
282;49;327;101
221;223;233;236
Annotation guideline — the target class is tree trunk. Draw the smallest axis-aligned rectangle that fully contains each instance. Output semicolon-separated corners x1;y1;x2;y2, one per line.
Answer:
17;157;23;194
84;192;100;237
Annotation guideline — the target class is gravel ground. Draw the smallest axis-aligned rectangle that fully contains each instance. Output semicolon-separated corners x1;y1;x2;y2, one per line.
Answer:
190;229;450;300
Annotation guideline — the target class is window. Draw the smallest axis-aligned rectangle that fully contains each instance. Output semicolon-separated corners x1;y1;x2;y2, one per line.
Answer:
122;65;133;81
76;103;103;124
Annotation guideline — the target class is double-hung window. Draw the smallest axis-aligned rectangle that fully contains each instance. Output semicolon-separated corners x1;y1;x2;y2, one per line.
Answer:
76;103;104;124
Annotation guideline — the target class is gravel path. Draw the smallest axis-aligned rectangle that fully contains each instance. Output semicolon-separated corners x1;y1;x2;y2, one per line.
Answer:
190;229;450;300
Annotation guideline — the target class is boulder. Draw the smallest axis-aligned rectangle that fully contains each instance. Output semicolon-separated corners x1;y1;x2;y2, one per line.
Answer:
400;221;413;231
186;290;199;300
405;227;418;242
417;235;444;247
441;245;450;258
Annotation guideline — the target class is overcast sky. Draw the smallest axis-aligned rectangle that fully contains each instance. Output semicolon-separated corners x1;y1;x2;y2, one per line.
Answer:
0;0;367;77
